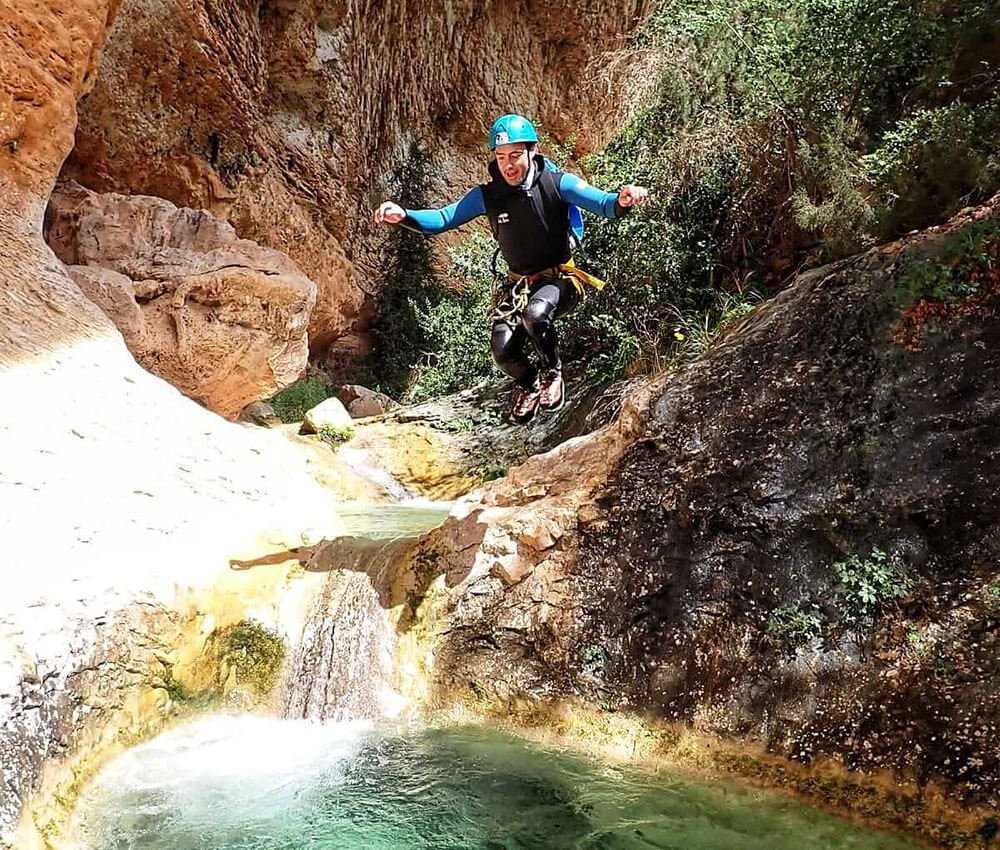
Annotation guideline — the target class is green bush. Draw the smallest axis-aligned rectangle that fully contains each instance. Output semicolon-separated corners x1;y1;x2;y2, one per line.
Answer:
767;604;823;648
215;620;286;700
609;0;1000;272
866;98;1000;237
892;219;1000;307
830;547;913;624
318;423;355;447
360;0;1000;402
269;378;329;423
366;152;497;402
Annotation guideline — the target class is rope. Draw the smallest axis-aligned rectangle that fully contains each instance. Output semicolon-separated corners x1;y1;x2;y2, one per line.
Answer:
488;276;531;323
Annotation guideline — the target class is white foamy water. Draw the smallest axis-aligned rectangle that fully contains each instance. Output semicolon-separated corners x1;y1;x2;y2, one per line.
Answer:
75;715;372;840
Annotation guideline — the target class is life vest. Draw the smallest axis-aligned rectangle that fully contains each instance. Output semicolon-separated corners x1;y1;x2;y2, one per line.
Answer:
480;155;584;276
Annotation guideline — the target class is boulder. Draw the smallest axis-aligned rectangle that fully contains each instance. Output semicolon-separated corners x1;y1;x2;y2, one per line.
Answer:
238;401;281;427
302;397;353;433
336;384;396;418
46;180;317;419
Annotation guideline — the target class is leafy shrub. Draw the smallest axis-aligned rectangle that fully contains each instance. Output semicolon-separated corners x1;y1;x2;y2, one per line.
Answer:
767;604;824;648
215;620;286;699
830;547;913;624
269;378;329;423
366;150;497;403
318;423;355;447
865;98;1000;237
892;219;1000;306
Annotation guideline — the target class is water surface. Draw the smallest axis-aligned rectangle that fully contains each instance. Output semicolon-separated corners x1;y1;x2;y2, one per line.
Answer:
76;717;921;850
336;501;453;541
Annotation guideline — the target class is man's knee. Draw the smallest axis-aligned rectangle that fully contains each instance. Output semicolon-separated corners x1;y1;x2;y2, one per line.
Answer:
491;323;516;364
522;300;555;336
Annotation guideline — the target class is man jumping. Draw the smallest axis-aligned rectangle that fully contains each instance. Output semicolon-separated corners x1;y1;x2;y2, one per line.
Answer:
375;113;648;424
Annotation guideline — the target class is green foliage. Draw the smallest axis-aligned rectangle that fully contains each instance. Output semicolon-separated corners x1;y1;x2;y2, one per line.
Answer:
865;98;1000;236
403;236;495;401
617;0;1000;270
892;219;1000;306
792;123;877;258
830;547;913;624
363;0;1000;402
318;423;355;447
269;378;329;423
906;626;932;659
215;620;286;699
366;147;496;402
581;645;607;677
767;604;823;648
365;145;441;400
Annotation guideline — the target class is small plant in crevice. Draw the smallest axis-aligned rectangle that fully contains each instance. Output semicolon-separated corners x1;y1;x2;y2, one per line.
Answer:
214;620;286;701
317;423;355;447
906;625;932;660
892;219;1000;351
581;645;607;678
767;603;823;648
892;220;1000;307
830;547;913;625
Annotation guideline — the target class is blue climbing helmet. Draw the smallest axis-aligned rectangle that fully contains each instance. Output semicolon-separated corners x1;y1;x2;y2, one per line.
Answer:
489;114;585;245
488;114;539;150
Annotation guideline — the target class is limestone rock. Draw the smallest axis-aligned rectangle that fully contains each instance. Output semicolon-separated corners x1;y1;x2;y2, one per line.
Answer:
0;0;119;215
46;180;317;418
302;397;353;433
0;4;349;843
337;384;396;419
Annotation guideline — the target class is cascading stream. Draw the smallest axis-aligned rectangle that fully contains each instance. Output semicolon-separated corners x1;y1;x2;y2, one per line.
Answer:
279;502;452;722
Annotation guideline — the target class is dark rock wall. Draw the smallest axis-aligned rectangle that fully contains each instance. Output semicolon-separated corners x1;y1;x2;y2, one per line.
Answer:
427;204;1000;815
577;233;999;804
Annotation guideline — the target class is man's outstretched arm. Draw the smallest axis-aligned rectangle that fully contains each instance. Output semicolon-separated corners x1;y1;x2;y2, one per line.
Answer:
374;187;486;234
558;173;648;218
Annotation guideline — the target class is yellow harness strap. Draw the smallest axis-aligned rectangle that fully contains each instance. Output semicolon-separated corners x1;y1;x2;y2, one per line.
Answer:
505;259;607;298
558;259;606;293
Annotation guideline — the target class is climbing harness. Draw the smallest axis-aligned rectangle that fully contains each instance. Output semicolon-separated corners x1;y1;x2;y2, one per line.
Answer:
487;250;607;323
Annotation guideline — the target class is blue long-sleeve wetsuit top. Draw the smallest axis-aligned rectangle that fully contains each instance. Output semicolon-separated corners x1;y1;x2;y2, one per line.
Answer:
402;155;626;275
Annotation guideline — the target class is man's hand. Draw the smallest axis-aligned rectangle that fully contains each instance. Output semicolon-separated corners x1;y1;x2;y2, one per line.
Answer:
617;185;649;207
374;201;406;225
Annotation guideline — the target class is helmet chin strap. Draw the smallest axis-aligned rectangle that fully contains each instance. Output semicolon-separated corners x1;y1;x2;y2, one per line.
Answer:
520;156;536;189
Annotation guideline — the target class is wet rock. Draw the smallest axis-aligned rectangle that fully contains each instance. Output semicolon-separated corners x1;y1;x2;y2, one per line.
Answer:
349;373;636;499
414;198;1000;818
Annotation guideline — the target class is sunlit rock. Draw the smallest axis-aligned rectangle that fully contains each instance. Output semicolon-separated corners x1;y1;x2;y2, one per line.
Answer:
46;180;316;419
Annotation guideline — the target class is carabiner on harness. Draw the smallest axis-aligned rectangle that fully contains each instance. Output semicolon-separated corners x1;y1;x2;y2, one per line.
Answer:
487;246;526;323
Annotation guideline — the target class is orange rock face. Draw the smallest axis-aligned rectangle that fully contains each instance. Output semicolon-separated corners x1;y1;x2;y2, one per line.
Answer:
61;0;651;358
47;181;317;418
0;0;120;216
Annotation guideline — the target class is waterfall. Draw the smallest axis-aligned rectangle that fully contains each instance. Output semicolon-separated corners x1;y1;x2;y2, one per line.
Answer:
278;504;451;722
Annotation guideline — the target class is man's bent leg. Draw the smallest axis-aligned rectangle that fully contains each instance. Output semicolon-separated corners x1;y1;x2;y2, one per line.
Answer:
521;279;579;411
492;320;541;424
491;320;537;389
